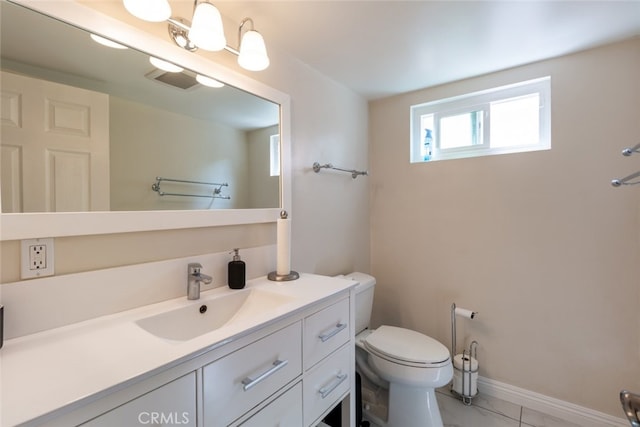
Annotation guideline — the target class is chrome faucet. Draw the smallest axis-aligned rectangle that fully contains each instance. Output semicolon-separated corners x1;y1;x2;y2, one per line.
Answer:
187;263;213;300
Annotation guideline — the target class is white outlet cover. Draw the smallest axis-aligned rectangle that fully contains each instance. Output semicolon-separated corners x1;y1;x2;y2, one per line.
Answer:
21;238;55;279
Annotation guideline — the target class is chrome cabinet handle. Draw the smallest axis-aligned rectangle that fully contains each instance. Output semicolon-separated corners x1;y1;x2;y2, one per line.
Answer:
318;322;347;342
241;359;288;391
319;373;348;399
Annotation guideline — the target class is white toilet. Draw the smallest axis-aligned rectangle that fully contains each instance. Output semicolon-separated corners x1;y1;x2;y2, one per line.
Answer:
347;272;453;427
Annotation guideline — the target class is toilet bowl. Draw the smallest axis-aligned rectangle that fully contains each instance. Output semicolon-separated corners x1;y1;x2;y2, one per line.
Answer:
346;273;452;427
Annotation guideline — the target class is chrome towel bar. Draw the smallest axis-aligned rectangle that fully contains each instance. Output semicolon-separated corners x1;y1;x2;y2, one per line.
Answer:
151;176;230;199
612;142;640;188
312;162;368;179
612;171;640;187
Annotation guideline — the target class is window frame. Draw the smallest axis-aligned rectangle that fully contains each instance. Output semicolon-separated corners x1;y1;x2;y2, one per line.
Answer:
410;77;551;163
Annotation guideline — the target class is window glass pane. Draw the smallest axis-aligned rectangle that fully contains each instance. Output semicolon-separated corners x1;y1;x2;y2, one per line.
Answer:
270;134;280;176
490;94;539;148
420;114;434;161
409;77;549;163
440;111;483;149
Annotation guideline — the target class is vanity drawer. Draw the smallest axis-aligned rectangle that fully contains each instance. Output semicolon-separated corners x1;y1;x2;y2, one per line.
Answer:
304;297;350;369
303;343;351;426
202;321;302;426
81;373;196;427
233;382;302;427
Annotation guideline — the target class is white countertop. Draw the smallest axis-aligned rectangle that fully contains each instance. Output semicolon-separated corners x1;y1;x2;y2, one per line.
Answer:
1;273;356;426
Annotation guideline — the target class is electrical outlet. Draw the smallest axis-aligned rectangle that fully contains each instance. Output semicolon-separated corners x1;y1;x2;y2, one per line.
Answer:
21;238;54;279
29;244;47;270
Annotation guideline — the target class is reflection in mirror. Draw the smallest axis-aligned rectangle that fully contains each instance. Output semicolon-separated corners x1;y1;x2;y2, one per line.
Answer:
0;1;281;213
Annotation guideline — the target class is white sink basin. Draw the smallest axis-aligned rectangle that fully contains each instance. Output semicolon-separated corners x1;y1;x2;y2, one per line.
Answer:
135;288;294;341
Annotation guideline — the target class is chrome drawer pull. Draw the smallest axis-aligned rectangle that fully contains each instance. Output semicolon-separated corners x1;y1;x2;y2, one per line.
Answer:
241;359;289;391
319;373;348;399
318;322;347;342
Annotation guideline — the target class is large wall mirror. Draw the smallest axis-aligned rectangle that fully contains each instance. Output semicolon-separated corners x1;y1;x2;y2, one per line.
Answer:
0;0;291;240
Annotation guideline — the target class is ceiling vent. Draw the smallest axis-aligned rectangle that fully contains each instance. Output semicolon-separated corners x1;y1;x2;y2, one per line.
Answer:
145;69;199;91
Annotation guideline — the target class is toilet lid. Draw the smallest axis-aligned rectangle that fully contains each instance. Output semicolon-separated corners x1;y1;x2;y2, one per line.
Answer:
364;325;450;365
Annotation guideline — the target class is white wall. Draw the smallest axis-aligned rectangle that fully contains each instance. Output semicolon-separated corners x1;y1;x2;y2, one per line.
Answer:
369;38;640;417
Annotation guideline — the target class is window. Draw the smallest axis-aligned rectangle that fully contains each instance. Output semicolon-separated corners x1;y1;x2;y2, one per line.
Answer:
410;77;550;162
270;134;280;176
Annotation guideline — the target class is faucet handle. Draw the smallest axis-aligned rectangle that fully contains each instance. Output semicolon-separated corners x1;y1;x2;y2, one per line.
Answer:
188;262;203;275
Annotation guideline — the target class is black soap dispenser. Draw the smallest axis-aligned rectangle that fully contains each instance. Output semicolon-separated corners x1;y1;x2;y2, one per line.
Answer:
228;248;246;289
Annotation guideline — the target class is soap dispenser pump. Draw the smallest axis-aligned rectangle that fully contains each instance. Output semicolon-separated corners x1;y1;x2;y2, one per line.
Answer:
228;248;246;289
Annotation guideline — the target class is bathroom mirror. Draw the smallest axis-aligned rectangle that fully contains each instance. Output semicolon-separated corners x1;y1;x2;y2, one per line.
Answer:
0;0;291;240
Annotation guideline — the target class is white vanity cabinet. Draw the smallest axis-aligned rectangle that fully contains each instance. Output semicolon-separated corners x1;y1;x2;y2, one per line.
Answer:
208;296;353;427
304;297;350;369
231;383;303;427
304;344;351;426
81;373;197;427
202;322;303;426
302;298;352;426
10;281;355;427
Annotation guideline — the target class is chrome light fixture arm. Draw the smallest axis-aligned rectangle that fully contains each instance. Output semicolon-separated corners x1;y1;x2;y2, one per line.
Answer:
167;17;197;51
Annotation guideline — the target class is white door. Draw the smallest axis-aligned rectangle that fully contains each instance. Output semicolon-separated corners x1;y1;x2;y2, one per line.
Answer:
1;70;110;212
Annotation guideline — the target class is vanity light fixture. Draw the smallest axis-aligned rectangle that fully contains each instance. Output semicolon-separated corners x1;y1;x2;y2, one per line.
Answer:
90;34;128;49
235;18;270;72
149;56;184;73
168;17;198;51
196;74;224;88
123;0;270;71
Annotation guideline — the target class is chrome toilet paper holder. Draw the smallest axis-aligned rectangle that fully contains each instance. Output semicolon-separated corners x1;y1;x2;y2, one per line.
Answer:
451;302;479;406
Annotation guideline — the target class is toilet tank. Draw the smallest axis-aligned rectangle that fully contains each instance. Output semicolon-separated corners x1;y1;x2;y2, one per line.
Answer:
345;272;376;334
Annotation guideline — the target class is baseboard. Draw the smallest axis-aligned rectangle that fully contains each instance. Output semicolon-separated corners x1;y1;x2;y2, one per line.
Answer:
477;376;629;427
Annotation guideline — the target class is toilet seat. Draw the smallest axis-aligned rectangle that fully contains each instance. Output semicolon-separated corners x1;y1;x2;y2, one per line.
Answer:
364;325;450;368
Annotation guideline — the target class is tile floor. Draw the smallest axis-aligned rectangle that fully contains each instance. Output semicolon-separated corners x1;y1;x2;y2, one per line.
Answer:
363;388;582;427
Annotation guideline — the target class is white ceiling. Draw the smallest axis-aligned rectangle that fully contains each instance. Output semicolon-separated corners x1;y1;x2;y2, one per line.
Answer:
218;0;640;100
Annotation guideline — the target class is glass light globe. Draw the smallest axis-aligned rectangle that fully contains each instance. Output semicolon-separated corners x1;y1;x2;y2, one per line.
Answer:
188;2;226;51
149;57;184;73
196;74;225;88
90;34;128;49
238;30;269;71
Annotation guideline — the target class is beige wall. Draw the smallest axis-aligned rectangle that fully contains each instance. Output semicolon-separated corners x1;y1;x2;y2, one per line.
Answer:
369;37;640;417
1;3;370;282
110;97;249;210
